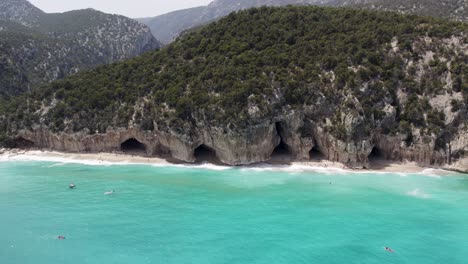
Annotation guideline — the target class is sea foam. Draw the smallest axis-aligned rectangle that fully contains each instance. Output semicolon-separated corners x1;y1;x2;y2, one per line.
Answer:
407;188;431;199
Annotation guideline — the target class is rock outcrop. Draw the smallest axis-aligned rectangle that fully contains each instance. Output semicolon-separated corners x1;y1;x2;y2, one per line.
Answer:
14;114;468;173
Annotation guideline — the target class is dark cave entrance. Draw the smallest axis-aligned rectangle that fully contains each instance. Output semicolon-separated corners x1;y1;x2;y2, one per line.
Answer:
309;146;325;161
120;138;147;155
14;137;35;149
368;147;386;168
194;144;222;164
270;122;294;163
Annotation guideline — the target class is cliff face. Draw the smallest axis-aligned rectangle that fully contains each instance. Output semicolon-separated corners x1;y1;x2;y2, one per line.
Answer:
0;0;160;97
14;91;468;171
3;7;468;172
15;111;468;172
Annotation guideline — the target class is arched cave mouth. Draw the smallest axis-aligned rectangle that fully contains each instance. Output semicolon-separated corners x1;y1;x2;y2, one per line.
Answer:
120;138;147;155
270;122;294;163
368;147;385;167
14;137;35;149
194;145;222;164
309;146;325;161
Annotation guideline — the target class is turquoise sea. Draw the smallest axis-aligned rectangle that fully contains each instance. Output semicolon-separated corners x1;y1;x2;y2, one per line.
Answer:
1;159;467;264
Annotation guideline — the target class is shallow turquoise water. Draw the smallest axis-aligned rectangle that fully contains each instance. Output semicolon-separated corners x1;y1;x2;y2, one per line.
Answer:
1;160;467;264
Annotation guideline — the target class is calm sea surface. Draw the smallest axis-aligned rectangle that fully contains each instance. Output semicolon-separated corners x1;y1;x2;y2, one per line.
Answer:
1;159;467;263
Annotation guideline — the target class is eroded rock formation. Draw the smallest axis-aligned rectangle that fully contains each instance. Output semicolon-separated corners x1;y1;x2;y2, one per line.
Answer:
15;112;468;173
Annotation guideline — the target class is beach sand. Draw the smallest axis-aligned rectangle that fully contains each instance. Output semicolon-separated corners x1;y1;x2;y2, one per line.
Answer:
0;148;440;174
0;149;171;166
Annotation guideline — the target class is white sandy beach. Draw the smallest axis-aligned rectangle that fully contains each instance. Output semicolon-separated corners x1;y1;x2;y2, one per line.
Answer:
0;148;450;175
0;149;171;166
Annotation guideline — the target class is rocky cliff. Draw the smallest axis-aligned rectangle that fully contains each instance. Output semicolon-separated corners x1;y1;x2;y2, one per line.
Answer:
3;6;468;172
0;0;160;98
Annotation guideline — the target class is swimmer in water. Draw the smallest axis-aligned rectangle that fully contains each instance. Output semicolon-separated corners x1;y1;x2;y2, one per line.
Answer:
104;190;115;195
69;183;76;189
385;247;394;253
57;236;66;240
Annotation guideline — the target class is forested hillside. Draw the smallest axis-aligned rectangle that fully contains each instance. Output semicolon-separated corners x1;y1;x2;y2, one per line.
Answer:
0;0;160;98
2;6;467;169
139;0;467;44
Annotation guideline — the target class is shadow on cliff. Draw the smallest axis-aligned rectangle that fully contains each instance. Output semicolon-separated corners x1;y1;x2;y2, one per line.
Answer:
309;146;325;161
120;138;147;156
193;145;224;165
13;137;35;149
368;147;390;170
268;140;294;165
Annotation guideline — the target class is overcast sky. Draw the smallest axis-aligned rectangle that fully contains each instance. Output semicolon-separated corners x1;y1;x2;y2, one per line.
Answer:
29;0;213;18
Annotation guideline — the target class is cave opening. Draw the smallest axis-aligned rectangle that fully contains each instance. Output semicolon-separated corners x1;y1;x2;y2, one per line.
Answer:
194;144;222;164
120;138;147;155
14;137;35;149
368;147;386;168
368;147;384;161
270;122;294;163
309;146;325;161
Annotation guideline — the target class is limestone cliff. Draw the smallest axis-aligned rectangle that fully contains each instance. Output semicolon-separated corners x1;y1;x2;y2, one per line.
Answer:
13;114;468;173
2;7;468;172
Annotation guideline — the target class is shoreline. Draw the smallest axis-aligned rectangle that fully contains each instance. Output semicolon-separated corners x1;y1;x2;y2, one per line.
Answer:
1;148;461;176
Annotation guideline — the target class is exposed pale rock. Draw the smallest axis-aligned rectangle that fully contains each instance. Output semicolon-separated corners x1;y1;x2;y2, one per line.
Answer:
14;116;468;172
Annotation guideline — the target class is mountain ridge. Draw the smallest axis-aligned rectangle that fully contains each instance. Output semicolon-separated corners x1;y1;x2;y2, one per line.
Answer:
0;0;44;27
0;0;161;98
138;0;467;44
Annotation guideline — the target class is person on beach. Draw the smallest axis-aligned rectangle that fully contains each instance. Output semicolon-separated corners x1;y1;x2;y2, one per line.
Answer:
69;183;76;189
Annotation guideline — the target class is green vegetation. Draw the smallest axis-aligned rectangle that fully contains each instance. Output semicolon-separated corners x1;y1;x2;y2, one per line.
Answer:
0;2;160;99
1;6;467;145
143;0;467;44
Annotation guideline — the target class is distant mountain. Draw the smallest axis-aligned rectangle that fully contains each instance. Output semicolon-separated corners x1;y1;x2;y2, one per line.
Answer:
136;6;207;45
0;0;161;98
0;0;44;27
138;0;467;44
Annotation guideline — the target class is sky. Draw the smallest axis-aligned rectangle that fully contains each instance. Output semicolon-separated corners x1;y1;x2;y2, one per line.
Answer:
28;0;214;18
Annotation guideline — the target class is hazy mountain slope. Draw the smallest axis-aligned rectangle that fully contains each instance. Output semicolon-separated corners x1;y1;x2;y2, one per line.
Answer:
3;6;467;171
136;6;207;44
141;0;467;44
0;0;160;98
0;0;44;27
